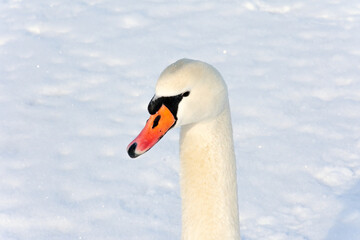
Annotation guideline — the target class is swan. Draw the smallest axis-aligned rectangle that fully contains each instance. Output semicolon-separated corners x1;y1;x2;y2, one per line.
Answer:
127;59;240;240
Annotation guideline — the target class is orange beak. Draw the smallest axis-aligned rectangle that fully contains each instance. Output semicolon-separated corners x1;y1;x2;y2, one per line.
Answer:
127;105;176;158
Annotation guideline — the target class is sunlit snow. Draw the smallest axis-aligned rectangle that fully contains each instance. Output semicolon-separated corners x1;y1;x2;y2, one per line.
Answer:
1;1;359;239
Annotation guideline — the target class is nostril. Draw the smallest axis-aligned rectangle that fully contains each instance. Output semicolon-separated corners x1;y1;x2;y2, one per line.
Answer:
152;115;161;129
127;142;138;158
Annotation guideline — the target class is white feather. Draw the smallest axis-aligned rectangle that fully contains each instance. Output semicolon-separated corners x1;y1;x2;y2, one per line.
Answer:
155;59;241;240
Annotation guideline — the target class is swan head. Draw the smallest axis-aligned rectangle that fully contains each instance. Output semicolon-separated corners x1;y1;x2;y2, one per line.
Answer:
127;58;228;158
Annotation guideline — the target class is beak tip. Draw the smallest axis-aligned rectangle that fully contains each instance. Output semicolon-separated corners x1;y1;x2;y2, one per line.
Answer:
127;142;139;158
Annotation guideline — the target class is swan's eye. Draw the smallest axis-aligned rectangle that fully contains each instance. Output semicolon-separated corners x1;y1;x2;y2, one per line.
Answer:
183;91;190;97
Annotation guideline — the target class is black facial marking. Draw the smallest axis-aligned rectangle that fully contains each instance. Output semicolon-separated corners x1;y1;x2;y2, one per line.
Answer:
148;96;163;115
152;115;161;129
147;91;190;119
161;94;183;118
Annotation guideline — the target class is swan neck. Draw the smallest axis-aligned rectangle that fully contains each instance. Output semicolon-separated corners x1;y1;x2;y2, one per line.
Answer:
179;104;240;240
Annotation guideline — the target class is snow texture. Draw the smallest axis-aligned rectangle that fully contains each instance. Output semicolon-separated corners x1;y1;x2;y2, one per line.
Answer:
1;0;360;239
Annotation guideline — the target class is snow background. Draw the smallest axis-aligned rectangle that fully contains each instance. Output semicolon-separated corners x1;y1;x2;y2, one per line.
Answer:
1;0;360;239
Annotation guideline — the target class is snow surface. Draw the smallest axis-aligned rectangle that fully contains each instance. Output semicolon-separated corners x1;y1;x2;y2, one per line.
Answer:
1;0;360;239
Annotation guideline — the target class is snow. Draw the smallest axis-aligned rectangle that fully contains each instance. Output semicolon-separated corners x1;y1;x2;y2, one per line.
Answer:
1;0;360;239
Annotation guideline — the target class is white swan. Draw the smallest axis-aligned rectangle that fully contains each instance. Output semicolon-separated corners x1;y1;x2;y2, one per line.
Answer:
127;59;240;240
